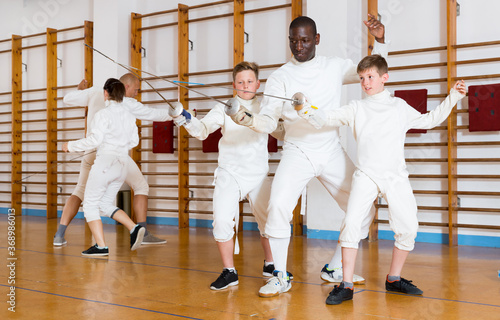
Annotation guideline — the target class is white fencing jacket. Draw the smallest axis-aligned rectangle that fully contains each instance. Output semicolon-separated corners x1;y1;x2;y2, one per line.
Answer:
63;87;171;136
68;100;139;155
185;96;269;185
323;88;465;185
252;41;388;159
63;87;106;136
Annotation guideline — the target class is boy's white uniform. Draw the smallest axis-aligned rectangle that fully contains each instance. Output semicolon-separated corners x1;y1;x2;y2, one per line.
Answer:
184;96;271;242
63;87;171;200
249;42;388;240
320;88;465;250
67;101;139;222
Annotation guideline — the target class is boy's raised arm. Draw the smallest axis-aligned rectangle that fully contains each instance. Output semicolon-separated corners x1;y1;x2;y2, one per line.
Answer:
407;80;466;130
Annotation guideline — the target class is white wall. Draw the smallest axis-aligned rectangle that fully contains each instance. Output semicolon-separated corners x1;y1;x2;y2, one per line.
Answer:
0;0;94;209
0;0;92;39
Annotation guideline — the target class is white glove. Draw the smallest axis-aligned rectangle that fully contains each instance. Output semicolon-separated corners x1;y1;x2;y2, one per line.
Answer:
297;102;326;129
230;105;254;127
173;109;193;127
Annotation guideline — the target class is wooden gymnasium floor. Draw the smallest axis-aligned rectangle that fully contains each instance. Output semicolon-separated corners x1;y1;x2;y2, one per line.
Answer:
1;215;499;319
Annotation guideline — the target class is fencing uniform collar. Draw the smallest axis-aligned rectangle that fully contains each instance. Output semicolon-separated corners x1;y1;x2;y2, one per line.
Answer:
235;95;258;107
366;89;391;102
290;55;318;67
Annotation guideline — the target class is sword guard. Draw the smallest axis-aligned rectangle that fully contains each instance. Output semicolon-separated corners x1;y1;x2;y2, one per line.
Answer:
225;98;240;116
168;101;184;117
291;92;307;111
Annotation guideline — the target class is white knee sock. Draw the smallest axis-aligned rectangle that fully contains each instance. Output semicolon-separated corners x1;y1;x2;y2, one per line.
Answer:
269;236;290;277
328;241;343;270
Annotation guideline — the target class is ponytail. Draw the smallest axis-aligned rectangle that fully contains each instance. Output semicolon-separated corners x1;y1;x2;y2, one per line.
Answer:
103;78;125;102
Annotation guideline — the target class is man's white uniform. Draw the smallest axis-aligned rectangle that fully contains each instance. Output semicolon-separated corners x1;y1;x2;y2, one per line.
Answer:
184;96;271;241
250;42;388;241
321;89;465;251
67;101;139;221
63;87;171;201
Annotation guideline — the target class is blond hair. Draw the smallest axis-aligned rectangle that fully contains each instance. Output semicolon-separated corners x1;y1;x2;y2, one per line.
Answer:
357;54;388;76
232;61;259;81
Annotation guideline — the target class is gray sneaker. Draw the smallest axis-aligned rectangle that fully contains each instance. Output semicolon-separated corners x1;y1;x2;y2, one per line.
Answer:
142;233;167;245
53;236;67;246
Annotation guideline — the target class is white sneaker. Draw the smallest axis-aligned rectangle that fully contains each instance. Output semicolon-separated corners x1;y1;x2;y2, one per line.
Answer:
259;271;291;298
352;274;366;285
320;264;366;285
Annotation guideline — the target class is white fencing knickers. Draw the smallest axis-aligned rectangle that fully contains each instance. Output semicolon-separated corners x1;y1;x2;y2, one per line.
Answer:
82;153;130;222
212;168;271;244
264;143;373;239
72;151;149;200
339;170;418;251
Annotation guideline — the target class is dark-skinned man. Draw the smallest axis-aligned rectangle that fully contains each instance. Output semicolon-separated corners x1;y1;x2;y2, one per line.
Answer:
227;15;387;298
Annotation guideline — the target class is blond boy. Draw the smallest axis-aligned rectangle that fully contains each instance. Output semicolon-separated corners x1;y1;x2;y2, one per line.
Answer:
174;62;283;290
296;54;466;304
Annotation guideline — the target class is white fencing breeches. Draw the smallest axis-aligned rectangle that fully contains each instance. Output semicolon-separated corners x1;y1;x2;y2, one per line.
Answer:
339;170;418;251
72;151;148;200
264;143;372;239
82;154;128;222
212;168;271;242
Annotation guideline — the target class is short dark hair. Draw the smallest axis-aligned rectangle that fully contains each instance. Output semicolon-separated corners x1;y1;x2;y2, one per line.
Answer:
357;54;388;75
233;61;259;81
289;16;317;35
103;78;125;102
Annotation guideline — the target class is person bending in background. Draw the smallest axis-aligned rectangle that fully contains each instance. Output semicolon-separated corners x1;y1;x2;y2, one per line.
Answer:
62;78;150;256
54;73;170;247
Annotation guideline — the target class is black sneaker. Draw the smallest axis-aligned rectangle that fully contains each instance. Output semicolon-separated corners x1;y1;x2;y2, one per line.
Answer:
210;269;239;290
325;283;353;305
130;225;145;251
82;244;109;256
385;276;423;295
272;269;294;280
263;261;275;277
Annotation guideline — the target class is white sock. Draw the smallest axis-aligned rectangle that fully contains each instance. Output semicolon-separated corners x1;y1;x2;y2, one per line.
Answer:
328;241;343;270
269;237;290;278
224;267;236;273
264;260;274;267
